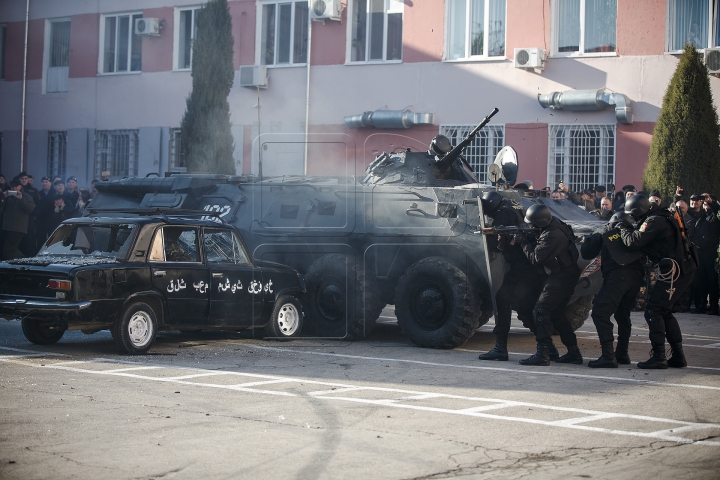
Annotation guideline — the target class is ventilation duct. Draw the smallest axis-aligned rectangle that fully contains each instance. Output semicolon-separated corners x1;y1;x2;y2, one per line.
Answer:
344;109;435;129
537;89;633;124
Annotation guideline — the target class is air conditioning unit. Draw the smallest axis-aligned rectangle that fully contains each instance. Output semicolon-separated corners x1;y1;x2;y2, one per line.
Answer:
135;18;160;36
310;0;342;21
514;48;546;70
239;65;268;89
704;47;720;74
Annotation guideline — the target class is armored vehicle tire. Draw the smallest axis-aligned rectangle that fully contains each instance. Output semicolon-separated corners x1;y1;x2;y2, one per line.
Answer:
303;254;384;340
21;319;65;345
394;257;477;349
265;296;303;339
113;302;158;354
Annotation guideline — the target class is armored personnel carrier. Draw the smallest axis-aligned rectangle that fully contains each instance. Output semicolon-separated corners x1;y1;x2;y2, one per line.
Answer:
90;112;603;348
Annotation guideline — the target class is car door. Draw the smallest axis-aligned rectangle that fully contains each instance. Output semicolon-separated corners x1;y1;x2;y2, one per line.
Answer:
204;228;261;327
149;226;209;326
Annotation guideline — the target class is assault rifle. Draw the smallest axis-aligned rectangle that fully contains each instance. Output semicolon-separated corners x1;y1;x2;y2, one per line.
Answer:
436;108;499;171
477;225;541;237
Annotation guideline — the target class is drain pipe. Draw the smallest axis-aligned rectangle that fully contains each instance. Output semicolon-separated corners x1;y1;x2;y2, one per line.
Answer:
20;0;30;171
537;89;633;124
303;16;312;175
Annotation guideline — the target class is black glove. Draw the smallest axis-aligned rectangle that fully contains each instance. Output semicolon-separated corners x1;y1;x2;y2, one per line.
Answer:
513;233;528;245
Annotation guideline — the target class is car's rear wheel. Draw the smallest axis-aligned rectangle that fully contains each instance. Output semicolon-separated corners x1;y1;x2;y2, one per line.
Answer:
21;319;65;345
264;296;303;339
113;302;158;354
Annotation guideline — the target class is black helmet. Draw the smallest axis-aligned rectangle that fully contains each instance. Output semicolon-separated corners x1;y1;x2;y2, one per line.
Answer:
624;194;651;219
480;191;503;215
524;204;552;228
428;135;453;159
609;211;633;227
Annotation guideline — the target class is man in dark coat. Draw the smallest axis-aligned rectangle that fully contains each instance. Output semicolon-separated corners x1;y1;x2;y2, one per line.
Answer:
619;195;696;369
581;212;645;367
517;204;583;366
478;192;548;361
688;194;720;314
0;179;36;260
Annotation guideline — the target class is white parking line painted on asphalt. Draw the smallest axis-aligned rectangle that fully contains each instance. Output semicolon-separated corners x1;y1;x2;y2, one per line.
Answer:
2;355;718;447
249;345;720;391
0;346;67;356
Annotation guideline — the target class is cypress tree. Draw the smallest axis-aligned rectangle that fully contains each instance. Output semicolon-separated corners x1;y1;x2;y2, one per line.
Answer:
643;44;720;200
180;0;235;174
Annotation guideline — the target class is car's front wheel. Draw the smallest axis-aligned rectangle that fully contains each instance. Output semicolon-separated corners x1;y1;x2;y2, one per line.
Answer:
113;302;158;354
21;319;65;345
264;296;303;339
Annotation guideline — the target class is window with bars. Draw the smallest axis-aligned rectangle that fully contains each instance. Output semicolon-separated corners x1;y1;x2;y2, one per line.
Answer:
260;1;309;66
95;130;139;179
439;125;504;182
447;0;506;60
169;128;186;172
47;131;67;179
176;7;200;69
46;20;70;93
350;0;403;62
548;124;615;193
552;0;617;55
101;13;142;73
667;0;720;51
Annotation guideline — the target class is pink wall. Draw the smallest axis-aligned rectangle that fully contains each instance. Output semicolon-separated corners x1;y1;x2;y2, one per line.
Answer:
403;0;443;63
616;122;655;189
506;0;550;60
230;0;256;68
4;21;25;82
505;123;549;188
26;19;45;81
69;14;99;78
142;7;174;73
617;0;665;56
309;11;346;66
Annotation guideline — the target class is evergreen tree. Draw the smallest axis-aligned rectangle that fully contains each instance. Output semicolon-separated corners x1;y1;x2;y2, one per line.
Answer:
180;0;235;174
643;44;720;200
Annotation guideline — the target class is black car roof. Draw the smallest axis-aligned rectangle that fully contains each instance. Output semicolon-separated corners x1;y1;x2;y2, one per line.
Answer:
66;216;228;229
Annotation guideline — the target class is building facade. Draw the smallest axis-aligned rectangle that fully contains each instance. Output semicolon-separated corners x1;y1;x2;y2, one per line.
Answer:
1;0;719;192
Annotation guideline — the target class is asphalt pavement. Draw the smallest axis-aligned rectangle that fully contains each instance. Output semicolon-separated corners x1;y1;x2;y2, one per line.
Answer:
1;309;719;479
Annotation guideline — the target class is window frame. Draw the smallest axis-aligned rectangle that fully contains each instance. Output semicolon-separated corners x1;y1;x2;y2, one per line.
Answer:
202;228;252;265
98;11;143;75
256;0;310;68
551;0;618;58
665;0;720;53
173;6;201;71
439;124;505;182
444;0;507;62
47;131;68;180
43;18;71;94
347;0;404;64
547;124;616;194
95;129;140;180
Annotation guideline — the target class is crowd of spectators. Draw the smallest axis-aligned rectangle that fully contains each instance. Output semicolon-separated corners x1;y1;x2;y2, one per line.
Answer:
0;171;100;260
522;180;720;315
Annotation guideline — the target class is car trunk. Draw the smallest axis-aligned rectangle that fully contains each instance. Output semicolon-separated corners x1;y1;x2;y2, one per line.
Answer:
0;264;75;299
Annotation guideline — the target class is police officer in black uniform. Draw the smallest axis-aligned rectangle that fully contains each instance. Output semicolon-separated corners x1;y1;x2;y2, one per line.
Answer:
581;212;645;368
478;192;549;361
517;204;583;366
619;195;696;369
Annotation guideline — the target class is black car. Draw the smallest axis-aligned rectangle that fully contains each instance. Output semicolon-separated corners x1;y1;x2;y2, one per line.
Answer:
0;212;306;354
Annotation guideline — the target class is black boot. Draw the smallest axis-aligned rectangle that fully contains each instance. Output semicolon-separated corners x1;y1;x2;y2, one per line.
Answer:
519;343;550;366
637;345;668;369
547;341;560;361
615;337;631;365
588;342;618;368
667;343;687;368
555;345;583;365
479;336;508;361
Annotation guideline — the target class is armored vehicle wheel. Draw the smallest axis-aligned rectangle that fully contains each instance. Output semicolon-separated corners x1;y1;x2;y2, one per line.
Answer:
21;319;65;345
394;257;477;349
303;254;383;340
113;302;158;354
265;296;303;339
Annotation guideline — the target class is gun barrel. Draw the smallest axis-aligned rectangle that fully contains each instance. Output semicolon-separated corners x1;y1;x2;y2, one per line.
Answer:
436;108;499;170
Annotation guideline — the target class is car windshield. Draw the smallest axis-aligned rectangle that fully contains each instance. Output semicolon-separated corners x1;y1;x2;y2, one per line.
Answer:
40;224;136;260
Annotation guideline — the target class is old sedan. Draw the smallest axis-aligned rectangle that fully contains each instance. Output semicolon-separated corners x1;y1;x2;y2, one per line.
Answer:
0;213;305;354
